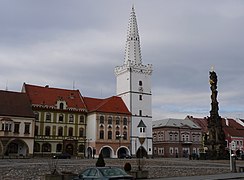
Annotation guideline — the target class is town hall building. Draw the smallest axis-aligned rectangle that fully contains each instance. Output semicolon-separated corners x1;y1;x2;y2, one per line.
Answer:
115;6;153;158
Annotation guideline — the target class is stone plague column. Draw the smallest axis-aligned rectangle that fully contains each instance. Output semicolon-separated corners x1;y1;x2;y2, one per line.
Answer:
205;69;226;159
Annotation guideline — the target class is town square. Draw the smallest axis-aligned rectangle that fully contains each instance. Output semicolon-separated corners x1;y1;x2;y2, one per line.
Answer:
1;1;244;179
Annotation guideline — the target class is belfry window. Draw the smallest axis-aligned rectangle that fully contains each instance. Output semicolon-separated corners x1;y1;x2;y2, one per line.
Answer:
139;95;142;100
139;110;142;116
139;81;142;86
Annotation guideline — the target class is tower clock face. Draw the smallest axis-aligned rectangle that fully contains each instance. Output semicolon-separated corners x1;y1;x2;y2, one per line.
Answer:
138;87;143;92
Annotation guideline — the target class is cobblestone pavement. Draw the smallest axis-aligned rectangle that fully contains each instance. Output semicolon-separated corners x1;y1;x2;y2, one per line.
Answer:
0;157;243;180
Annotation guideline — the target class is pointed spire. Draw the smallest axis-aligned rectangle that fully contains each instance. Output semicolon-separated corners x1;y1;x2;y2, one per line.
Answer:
124;5;142;65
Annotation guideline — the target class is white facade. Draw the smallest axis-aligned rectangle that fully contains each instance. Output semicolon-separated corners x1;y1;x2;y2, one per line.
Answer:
115;6;153;157
0;116;35;156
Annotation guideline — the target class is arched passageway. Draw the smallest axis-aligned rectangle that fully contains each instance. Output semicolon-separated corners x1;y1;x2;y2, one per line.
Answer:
65;144;74;155
136;146;147;158
101;147;112;158
117;147;130;158
5;139;29;157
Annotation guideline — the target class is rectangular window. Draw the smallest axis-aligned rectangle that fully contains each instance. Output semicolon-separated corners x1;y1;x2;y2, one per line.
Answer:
140;127;145;133
108;117;112;125
14;123;20;133
24;123;30;134
139;95;142;100
116;117;120;125
175;134;178;141
100;130;104;139
158;148;164;155
46;112;51;121
154;147;157;155
34;112;39;121
69;114;74;123
5;124;9;132
80;115;85;123
139;110;142;116
175;148;178;154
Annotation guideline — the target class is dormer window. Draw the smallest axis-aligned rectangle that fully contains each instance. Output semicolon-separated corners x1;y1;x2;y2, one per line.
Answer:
137;120;146;135
140;127;145;133
57;100;67;110
60;103;64;110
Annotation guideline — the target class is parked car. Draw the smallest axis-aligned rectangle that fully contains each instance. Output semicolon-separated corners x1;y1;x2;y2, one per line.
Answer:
53;152;71;159
72;167;134;180
120;153;132;159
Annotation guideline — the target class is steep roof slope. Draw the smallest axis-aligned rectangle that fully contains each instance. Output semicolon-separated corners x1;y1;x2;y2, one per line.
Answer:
186;116;244;137
83;96;131;115
23;83;87;111
0;90;34;118
153;118;201;129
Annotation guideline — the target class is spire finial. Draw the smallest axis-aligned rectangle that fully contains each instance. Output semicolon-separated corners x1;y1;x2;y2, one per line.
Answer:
124;5;142;65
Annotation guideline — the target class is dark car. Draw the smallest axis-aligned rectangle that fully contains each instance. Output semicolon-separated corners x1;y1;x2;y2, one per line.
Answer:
120;153;132;159
72;167;134;180
53;152;71;159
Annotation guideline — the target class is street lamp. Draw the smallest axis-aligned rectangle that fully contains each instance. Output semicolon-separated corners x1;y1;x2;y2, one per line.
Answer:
116;134;124;158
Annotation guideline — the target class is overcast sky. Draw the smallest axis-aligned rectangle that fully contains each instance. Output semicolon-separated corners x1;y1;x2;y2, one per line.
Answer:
1;0;244;120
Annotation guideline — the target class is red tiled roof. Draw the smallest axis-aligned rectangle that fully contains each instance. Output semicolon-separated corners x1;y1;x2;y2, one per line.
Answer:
0;90;34;118
23;83;130;115
186;116;208;133
186;116;244;138
83;96;131;115
223;118;244;137
23;83;87;111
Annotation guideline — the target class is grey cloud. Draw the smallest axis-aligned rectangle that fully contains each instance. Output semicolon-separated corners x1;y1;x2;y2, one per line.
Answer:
1;0;244;119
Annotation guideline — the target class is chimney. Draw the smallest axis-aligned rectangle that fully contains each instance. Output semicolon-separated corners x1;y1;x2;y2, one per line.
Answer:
225;118;229;126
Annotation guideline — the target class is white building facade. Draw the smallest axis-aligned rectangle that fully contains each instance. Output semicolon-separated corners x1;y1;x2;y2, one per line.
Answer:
115;6;153;158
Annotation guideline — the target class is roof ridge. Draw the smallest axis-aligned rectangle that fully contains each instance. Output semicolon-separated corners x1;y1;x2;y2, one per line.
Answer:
24;83;78;92
95;96;115;111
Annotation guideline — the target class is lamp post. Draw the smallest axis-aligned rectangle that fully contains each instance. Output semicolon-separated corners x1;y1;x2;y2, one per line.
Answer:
116;134;124;158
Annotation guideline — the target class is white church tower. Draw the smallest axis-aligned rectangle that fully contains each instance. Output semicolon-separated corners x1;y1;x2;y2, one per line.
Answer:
115;6;153;158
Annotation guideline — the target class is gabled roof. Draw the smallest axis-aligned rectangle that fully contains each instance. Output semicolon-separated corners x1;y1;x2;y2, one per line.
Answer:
137;120;146;127
0;90;34;118
185;116;208;132
223;118;244;137
23;83;87;111
152;118;200;129
83;96;131;115
186;116;244;138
